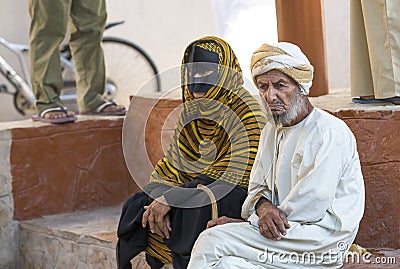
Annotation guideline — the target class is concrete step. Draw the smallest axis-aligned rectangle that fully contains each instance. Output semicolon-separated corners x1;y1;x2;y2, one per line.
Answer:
17;204;399;268
18;205;172;269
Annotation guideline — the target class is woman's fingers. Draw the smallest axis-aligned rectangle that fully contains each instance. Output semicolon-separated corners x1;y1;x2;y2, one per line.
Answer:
142;208;150;228
165;214;172;232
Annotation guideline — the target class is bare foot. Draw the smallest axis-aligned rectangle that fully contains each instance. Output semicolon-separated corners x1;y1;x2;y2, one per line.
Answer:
43;110;75;119
101;104;125;113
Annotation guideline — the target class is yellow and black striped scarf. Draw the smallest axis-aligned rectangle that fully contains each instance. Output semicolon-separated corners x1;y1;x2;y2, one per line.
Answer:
147;36;265;263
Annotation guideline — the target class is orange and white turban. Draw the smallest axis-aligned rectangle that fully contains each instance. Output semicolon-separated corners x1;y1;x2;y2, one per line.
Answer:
250;42;314;95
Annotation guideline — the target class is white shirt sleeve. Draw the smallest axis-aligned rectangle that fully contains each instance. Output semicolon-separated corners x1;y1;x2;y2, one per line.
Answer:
241;128;272;219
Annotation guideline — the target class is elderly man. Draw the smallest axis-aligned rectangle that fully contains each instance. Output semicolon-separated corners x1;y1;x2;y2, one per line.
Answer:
187;42;365;268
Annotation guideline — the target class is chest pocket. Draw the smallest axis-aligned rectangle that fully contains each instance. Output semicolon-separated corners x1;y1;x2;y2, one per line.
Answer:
290;151;303;185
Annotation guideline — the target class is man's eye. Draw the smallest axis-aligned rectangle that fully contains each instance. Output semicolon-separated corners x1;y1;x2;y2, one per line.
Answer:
258;84;267;91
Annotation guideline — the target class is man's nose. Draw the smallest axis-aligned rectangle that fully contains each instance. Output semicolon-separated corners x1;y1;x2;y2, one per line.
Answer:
262;85;277;103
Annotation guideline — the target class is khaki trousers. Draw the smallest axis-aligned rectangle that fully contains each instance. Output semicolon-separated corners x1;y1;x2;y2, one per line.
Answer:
350;0;400;98
29;0;107;113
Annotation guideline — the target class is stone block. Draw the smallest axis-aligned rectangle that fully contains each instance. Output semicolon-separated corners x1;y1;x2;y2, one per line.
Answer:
145;98;181;166
355;163;400;248
0;194;17;269
0;129;11;196
0;129;16;269
123;96;181;189
18;206;120;269
17;205;174;269
344;119;382;165
10;118;139;220
377;120;400;163
78;244;117;269
18;224;80;269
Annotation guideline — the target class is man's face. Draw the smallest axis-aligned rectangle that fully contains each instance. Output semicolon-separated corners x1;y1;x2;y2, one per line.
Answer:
255;70;304;126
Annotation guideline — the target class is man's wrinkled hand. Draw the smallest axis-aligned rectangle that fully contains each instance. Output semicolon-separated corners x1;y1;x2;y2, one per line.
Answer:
256;198;290;240
142;195;172;239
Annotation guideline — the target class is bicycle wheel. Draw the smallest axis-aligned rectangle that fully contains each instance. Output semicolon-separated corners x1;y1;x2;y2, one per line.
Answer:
101;37;161;107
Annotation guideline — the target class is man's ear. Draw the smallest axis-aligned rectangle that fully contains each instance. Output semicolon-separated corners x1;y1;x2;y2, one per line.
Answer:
298;85;307;96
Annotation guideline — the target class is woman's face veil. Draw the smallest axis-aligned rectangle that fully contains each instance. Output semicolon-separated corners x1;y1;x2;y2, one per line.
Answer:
186;45;220;94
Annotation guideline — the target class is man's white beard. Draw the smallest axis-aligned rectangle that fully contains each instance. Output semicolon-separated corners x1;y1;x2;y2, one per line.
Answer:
274;90;304;126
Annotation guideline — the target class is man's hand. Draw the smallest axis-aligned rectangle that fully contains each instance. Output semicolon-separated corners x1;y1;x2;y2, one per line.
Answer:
206;216;247;229
142;195;172;239
256;198;290;240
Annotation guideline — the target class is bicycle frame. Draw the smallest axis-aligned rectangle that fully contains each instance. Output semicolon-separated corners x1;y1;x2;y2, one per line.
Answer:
0;37;36;105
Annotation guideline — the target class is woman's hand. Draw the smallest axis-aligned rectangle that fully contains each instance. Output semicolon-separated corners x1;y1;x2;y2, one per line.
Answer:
142;195;172;239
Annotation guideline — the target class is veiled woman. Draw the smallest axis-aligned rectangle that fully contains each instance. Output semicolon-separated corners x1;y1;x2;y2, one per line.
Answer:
117;36;265;269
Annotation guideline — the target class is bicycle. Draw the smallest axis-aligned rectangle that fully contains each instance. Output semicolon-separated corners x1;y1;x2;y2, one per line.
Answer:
0;21;161;115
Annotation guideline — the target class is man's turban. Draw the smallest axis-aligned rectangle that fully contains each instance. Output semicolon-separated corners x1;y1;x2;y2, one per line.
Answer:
250;42;314;95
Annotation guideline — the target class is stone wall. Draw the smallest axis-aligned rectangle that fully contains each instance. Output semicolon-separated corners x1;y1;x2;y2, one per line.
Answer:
0;116;140;268
333;110;400;249
0;129;17;268
18;206;120;269
9;117;139;221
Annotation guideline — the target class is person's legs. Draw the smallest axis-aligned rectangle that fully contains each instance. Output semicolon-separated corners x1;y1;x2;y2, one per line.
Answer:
145;253;165;269
29;0;72;115
165;181;247;269
166;205;210;268
350;0;374;99
189;216;350;268
117;192;153;269
215;256;267;269
361;0;400;99
117;191;172;268
69;0;108;112
117;180;246;268
187;222;266;269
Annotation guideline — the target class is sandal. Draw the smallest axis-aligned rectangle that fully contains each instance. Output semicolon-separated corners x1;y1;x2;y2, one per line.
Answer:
382;97;400;105
352;96;400;105
352;98;390;104
32;106;77;124
82;101;126;116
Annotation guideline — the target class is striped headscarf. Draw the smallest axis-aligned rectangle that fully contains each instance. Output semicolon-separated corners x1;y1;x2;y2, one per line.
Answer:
250;42;314;95
146;36;265;264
